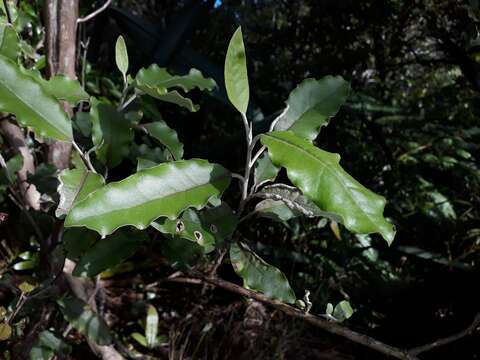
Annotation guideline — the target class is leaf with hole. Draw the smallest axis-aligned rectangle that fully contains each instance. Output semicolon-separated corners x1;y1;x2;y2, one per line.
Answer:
0;55;72;141
225;27;249;114
274;76;350;140
230;242;296;304
65;159;231;237
261;131;395;244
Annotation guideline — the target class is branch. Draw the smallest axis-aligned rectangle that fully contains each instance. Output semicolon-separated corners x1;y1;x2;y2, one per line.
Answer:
167;275;417;360
77;0;112;23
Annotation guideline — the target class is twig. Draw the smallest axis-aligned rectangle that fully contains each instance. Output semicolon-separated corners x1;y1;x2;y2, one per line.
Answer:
119;93;137;111
77;0;112;23
409;312;480;356
2;0;12;24
72;140;97;173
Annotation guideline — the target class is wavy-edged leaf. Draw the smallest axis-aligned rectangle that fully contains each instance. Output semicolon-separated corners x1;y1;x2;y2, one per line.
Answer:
0;23;19;60
230;242;296;304
224;26;249;114
58;296;111;345
255;199;298;222
115;35;129;78
40;75;89;105
254;153;279;189
56;169;105;218
0;55;72;141
274;76;350;140
65;159;231;236
73;230;148;277
140;88;200;112
152;209;216;253
143;121;183;160
135;65;215;93
261;131;395;244
90;98;133;168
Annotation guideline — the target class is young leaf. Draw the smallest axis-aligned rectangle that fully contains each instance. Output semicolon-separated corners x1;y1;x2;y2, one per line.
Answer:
55;169;105;218
65;159;231;237
261;131;395;244
73;230;148;277
145;305;159;349
57;296;112;345
143;121;184;160
0;23;19;60
230;242;296;304
0;55;72;141
224;26;249;114
253;153;279;189
115;35;129;79
90;98;133;168
274;76;350;141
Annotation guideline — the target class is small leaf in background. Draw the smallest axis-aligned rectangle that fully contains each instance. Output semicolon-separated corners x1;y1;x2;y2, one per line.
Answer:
261;131;396;245
0;23;20;60
160;235;204;269
199;203;238;246
145;305;159;349
326;303;334;316
333;300;353;322
29;330;71;359
73;230;148;277
62;227;99;261
18;281;35;293
0;307;6;320
136;157;159;171
73;112;92;137
0;153;23;185
57;296;112;345
131;332;147;347
29;347;53;360
90;98;133;168
65;160;231;237
329;221;342;240
255;199;298;222
274;76;350;141
230;242;296;304
0;322;11;341
0;55;73;141
55;168;105;218
115;35;129;80
224;26;249;114
253;153;279;189
143;121;184;160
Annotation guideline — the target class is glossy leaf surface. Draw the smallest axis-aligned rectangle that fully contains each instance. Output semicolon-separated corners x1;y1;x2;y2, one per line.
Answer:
65;160;231;236
261;131;395;244
230;242;296;304
274;76;350;140
224;27;249;114
144;121;183;160
0;55;72;141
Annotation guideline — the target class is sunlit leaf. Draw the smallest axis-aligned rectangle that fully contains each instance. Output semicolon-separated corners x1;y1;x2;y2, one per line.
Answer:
274;76;350;140
0;55;72;141
224;26;249;114
230;242;296;304
65;160;231;237
261;131;395;245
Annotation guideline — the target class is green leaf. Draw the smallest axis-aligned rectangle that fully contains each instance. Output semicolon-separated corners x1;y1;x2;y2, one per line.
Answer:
65;159;231;236
29;347;53;360
254;153;279;189
131;332;147;347
56;169;105;218
58;296;112;345
62;227;98;260
73;229;148;277
115;35;129;78
135;65;215;93
143;121;183;160
0;23;19;60
145;305;159;349
39;75;89;105
333;300;353;322
0;153;22;184
224;27;249;114
35;330;71;357
136;158;159;171
274;76;350;140
255;199;298;222
139;88;200;112
199;203;238;246
160;235;204;269
0;322;11;341
230;242;296;304
0;55;72;141
152;209;216;253
90;98;133;168
261;131;395;244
